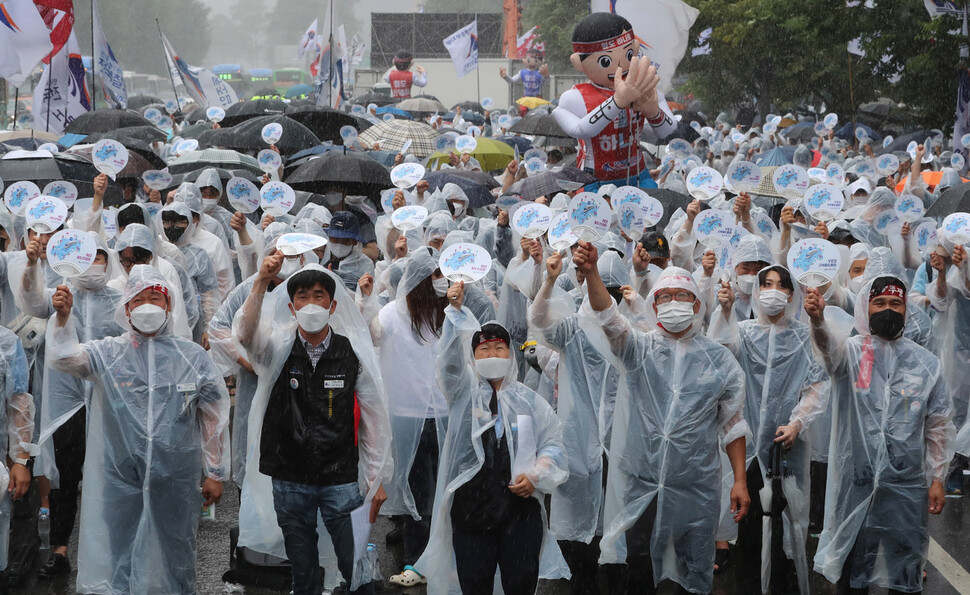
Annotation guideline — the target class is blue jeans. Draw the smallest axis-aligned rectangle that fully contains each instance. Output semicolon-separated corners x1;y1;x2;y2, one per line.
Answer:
272;479;373;595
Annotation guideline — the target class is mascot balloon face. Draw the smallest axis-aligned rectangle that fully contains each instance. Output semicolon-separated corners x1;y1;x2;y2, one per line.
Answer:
523;48;545;71
393;50;413;71
569;12;638;90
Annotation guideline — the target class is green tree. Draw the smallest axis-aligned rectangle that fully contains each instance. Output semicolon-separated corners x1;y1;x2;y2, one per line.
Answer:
680;0;877;124
521;0;589;74
74;0;212;76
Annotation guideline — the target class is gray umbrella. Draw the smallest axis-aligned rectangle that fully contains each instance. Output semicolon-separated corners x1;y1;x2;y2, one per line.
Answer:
925;182;970;218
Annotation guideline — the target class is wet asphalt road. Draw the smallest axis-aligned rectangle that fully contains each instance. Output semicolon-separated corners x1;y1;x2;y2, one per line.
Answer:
10;485;968;594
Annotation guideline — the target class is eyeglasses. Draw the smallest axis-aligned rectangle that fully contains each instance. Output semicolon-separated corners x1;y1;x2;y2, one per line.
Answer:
120;255;152;267
654;291;695;305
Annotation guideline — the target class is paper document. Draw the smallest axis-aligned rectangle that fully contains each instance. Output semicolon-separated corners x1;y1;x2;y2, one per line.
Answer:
350;503;372;561
511;414;536;480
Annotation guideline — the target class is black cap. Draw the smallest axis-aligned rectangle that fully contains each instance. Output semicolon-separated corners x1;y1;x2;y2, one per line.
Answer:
641;231;670;259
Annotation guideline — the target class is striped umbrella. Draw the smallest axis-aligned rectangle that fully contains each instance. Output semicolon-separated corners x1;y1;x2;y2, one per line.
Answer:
357;120;438;157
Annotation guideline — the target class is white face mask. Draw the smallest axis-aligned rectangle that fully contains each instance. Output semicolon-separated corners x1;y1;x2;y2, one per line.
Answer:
202;198;220;212
432;277;449;297
475;356;511;380
735;274;756;296
758;289;790;316
329;243;352;259
128;303;168;335
73;263;109;291
449;201;466;218
655;301;695;333
847;276;864;294
294;303;331;334
279;257;303;279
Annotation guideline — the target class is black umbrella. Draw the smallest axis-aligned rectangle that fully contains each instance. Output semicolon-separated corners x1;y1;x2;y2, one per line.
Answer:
495;136;532;153
925;182;970;218
513;167;596;201
884;130;934;153
646;188;693;230
0;137;64;151
509;113;570;138
180;121;215;139
217;115;321;156
89;125;167;144
221;99;289;127
452;101;484;113
183;106;209;124
286;151;390;202
64;109;155;134
127;95;163;110
285;106;366;142
674;109;707;126
0;152;125;204
178;167;261;186
657;120;700;144
424;170;500;208
781;122;815;143
196;126;239;150
353;92;396;107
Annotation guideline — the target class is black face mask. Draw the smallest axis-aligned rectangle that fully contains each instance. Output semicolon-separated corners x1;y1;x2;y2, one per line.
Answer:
164;226;187;243
869;308;905;340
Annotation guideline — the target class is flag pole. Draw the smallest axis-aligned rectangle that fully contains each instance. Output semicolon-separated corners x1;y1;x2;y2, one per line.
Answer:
475;14;481;104
45;61;53;132
847;51;856;149
328;0;334;106
11;87;17;131
91;0;97;111
156;20;183;109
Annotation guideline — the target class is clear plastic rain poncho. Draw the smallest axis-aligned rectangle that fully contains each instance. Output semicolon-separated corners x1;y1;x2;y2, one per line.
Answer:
173;179;231;248
0;325;34;571
207;223;291;484
112;223;195;340
233;265;391;591
363;247;449;519
811;274;953;592
708;265;828;594
863;247;934;349
927;239;970;429
164;192;235;300
577;266;748;594
848;187;896;249
715;235;774;321
44;265;230;594
529;259;620;544
194;168;235;245
28;233;125;484
413;307;569;593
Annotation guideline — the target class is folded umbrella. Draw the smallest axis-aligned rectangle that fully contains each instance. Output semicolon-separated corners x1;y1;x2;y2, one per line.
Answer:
357;120;438;157
423;169;500;208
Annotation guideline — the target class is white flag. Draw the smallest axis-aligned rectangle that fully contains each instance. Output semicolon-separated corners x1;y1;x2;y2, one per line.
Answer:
32;31;90;134
847;37;866;57
160;30;237;108
0;0;54;87
92;0;127;108
590;0;699;93
924;0;962;19
443;19;478;78
298;18;319;60
691;27;712;57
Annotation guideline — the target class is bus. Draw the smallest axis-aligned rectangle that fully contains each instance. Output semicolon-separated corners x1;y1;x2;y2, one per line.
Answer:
273;68;310;94
213;64;250;98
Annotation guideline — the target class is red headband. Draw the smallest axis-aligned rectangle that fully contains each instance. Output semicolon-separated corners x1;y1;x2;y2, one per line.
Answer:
572;29;634;54
869;283;905;302
149;284;169;298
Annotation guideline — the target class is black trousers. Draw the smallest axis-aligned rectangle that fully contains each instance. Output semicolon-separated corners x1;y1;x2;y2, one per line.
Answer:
403;418;438;566
452;502;543;595
623;499;691;595
735;459;799;594
836;541;920;595
49;408;86;548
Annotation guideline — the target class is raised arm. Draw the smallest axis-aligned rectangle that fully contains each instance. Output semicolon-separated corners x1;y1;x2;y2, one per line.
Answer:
237;252;282;355
47;285;94;380
437;282;479;401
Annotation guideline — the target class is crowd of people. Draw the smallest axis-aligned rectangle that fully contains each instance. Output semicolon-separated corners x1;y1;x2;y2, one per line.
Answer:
0;12;967;595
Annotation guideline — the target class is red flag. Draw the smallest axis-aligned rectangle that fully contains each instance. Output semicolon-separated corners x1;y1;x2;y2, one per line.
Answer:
34;0;74;62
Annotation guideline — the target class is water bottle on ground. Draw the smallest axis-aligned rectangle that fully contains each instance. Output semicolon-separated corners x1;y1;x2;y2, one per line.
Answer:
38;507;51;566
366;543;380;582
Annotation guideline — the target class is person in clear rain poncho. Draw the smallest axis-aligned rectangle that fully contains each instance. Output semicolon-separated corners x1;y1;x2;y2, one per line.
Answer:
708;265;829;594
45;265;230;595
804;273;953;595
357;247;449;587
168;183;234;300
233;262;390;595
414;281;569;595
0;325;35;585
573;241;750;595
530;250;620;593
18;232;125;579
